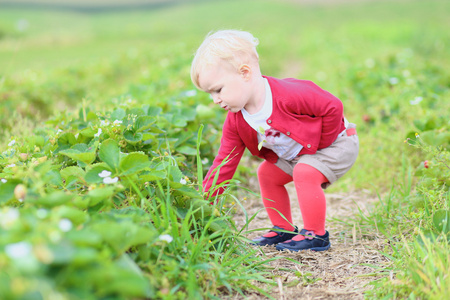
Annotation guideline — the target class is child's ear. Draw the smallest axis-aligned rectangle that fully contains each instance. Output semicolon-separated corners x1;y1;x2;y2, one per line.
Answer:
239;64;252;81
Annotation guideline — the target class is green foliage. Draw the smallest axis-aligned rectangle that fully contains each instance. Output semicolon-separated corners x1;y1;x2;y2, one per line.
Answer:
1;0;450;298
361;135;450;299
0;95;274;298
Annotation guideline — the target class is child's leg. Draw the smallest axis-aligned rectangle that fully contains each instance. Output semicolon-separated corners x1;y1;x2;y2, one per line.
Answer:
292;163;329;240
257;160;294;231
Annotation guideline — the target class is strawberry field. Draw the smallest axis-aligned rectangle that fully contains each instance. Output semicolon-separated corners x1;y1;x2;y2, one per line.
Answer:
0;0;449;299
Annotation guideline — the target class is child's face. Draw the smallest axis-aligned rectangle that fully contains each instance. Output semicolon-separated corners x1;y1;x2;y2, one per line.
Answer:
198;59;253;113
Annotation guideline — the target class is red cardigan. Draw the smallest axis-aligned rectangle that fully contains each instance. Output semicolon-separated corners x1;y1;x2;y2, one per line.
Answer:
203;76;346;196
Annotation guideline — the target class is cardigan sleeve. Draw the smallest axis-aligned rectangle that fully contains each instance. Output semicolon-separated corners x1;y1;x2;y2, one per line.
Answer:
202;113;246;199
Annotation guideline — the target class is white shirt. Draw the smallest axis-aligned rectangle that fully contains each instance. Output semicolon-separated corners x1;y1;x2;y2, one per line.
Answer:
241;78;303;160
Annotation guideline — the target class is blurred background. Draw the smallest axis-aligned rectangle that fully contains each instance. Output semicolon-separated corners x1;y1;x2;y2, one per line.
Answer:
0;0;449;191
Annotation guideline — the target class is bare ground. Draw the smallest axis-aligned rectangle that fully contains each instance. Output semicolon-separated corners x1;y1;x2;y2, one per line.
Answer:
227;177;390;299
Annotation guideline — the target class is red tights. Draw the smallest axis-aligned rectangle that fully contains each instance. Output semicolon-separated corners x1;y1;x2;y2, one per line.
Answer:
257;161;328;238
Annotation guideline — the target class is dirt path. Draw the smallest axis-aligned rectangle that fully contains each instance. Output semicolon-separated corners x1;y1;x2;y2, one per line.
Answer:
230;179;389;299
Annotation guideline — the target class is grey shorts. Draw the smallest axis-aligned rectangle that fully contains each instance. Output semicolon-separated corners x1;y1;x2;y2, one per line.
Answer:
274;123;359;189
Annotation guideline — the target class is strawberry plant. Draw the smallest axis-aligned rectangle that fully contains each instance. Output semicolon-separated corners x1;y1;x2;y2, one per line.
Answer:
0;96;272;299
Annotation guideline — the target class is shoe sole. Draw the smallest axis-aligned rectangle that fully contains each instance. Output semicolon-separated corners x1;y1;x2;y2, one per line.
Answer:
276;243;331;252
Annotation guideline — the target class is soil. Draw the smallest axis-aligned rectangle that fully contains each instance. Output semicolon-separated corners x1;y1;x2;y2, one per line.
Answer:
226;165;390;299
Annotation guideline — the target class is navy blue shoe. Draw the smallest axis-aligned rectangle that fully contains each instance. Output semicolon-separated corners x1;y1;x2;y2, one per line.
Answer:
275;229;330;252
251;226;298;246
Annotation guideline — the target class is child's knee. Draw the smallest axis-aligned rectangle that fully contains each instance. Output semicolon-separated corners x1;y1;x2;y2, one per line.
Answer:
293;163;327;184
257;161;271;179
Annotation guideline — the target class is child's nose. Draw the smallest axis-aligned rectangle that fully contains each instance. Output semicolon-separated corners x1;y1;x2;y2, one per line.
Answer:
212;94;221;104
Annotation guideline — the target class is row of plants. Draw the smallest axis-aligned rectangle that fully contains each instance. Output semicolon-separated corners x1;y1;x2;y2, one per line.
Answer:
0;91;277;299
360;118;449;299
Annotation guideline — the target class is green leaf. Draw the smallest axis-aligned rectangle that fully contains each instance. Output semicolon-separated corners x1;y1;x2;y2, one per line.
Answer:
146;106;162;117
48;243;76;264
123;130;143;145
66;229;102;247
209;219;229;232
179;107;196;121
119;152;150;176
55;132;77;153
87;186;116;207
58;133;77;148
72;248;99;266
196;104;215;119
111;108;126;121
32;191;72;208
172;114;188;127
85;163;112;184
433;210;450;234
258;141;264;151
59;148;96;165
135;116;156;132
60;166;86;181
0;180;18;203
127;108;145;117
91;221;153;253
80;127;97;138
176;145;197;156
148;126;165;134
140;172;166;182
99;139;120;171
55;206;88;225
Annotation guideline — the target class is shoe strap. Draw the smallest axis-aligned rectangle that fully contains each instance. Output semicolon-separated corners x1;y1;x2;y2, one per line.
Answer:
262;226;291;238
299;229;316;240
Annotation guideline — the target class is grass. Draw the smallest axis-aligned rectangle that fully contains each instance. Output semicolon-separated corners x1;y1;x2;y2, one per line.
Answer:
2;0;449;191
1;0;450;298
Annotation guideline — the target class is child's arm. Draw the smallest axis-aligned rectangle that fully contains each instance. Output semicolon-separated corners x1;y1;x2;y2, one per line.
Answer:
203;114;246;199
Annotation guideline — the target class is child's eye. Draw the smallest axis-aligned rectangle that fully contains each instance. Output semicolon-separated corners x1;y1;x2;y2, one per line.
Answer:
216;88;222;93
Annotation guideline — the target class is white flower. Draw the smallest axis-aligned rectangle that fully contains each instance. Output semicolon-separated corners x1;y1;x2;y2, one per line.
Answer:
0;208;19;229
8;140;16;147
94;128;102;137
103;177;118;184
201;158;209;165
5;241;32;259
180;178;187;185
159;234;173;243
6;164;16;168
100;120;110;127
113;120;123;126
184;90;197;97
56;129;63;135
409;96;423;105
58;219;73;232
98;170;112;178
36;209;48;219
389;77;399;85
1;178;7;183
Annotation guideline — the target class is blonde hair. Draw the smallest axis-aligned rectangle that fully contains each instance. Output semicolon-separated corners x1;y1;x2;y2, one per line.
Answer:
190;30;260;90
